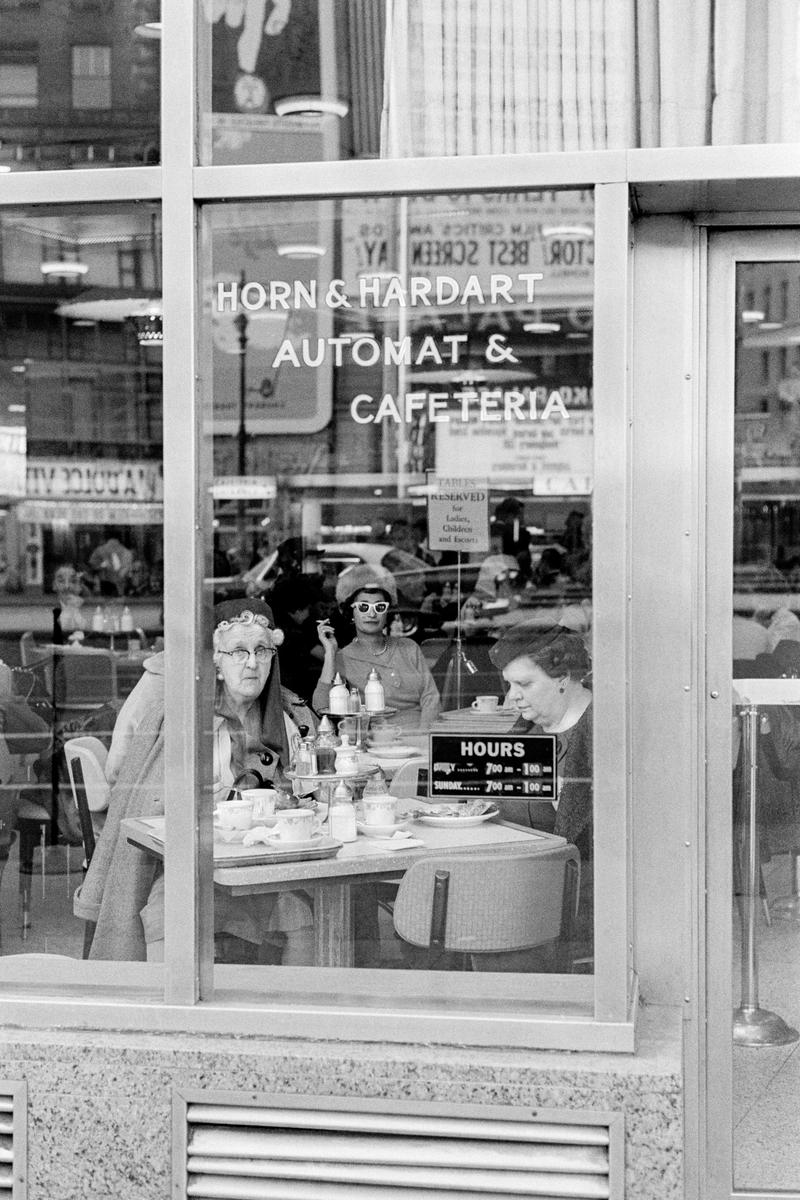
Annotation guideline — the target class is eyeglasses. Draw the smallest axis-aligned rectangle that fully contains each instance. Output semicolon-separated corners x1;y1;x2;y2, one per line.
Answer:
218;645;275;664
352;600;390;615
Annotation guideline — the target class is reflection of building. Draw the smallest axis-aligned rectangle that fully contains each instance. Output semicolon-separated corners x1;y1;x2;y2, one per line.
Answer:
0;206;164;594
0;0;160;170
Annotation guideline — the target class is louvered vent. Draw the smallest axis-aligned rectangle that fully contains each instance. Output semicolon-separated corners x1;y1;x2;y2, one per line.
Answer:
180;1098;620;1199
0;1084;26;1198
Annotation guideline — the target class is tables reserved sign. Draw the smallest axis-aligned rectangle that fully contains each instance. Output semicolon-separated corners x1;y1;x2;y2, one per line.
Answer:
428;733;556;800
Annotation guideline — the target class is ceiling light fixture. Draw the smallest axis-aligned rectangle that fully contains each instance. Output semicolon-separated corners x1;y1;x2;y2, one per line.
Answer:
134;21;162;38
273;95;349;118
276;243;326;259
523;321;561;334
41;260;89;278
742;310;766;323
541;225;593;239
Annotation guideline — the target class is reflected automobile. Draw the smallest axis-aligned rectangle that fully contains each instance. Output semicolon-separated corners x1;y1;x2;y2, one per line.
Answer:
213;541;482;612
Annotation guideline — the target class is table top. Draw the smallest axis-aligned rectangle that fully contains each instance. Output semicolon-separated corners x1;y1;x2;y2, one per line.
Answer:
122;808;565;896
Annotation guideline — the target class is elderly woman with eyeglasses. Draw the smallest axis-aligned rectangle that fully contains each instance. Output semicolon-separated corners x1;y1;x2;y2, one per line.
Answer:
313;565;440;732
77;598;315;963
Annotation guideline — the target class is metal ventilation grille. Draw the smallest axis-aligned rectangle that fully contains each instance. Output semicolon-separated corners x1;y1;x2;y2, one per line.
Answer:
183;1101;618;1199
0;1084;26;1198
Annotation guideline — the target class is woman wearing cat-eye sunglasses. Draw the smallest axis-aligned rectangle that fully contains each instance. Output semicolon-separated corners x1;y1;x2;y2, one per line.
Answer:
313;564;440;733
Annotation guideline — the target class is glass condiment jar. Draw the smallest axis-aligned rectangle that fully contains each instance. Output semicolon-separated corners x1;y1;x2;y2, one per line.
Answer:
314;718;338;774
348;686;361;713
364;667;385;712
334;734;359;776
294;736;318;776
362;769;389;798
329;781;357;842
329;672;349;715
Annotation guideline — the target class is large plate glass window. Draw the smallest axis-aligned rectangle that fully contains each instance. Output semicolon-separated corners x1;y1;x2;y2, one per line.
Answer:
0;202;163;964
201;188;596;984
198;0;800;167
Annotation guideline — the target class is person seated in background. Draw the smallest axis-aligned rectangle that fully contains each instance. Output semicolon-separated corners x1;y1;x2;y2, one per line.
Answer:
489;623;593;962
314;565;440;732
269;576;325;707
76;598;315;964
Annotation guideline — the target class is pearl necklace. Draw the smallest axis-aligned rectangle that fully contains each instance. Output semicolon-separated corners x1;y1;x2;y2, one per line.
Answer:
356;636;389;656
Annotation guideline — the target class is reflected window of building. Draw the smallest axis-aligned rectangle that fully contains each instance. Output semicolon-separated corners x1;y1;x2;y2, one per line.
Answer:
0;1;159;170
0;58;38;107
71;45;111;110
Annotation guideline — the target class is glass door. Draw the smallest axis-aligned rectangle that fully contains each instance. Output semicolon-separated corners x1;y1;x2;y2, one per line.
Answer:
707;230;800;1200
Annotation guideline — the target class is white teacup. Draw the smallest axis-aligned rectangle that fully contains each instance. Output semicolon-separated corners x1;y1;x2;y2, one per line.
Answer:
239;788;278;824
272;808;322;843
471;695;499;712
369;724;400;747
215;797;254;830
361;794;398;826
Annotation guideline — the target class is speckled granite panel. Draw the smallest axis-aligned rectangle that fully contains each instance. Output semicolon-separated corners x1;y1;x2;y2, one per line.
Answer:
0;1005;683;1200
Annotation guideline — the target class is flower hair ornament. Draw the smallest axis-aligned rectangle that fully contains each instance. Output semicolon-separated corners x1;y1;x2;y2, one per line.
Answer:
212;597;284;648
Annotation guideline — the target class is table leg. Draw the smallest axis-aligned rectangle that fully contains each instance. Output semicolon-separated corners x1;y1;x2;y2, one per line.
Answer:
312;881;353;967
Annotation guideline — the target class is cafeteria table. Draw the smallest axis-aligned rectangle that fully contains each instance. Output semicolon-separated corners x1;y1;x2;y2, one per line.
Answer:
123;809;566;967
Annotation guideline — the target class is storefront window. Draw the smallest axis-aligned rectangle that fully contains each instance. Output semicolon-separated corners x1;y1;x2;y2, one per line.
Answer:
0;0;160;171
0;202;163;960
201;189;595;978
199;0;800;167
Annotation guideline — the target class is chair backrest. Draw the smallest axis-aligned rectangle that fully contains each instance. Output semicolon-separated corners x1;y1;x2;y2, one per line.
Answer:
388;759;421;799
19;631;48;668
53;649;116;707
63;736;110;813
392;845;580;955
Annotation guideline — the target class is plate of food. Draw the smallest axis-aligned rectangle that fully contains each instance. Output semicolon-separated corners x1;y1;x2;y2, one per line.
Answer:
413;801;499;827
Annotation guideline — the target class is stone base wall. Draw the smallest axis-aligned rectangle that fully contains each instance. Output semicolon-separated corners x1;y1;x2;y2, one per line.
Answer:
0;1005;683;1199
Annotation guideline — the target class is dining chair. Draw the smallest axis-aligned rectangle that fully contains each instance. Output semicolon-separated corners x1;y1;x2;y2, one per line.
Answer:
63;737;109;957
387;759;422;799
392;844;580;972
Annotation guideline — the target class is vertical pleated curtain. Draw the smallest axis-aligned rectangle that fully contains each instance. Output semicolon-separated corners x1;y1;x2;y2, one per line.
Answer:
381;0;800;156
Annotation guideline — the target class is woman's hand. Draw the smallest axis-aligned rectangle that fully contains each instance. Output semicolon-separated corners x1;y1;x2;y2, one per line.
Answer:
316;619;338;654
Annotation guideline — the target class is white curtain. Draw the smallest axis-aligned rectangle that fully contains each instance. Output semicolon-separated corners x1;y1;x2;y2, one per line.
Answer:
381;0;800;156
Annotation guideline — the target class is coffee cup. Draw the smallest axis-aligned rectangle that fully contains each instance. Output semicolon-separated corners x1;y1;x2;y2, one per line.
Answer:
272;807;322;843
369;724;400;747
361;794;398;826
215;797;254;830
239;788;278;824
471;695;500;712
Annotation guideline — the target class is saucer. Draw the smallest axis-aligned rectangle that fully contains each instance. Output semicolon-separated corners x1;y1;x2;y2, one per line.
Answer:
213;823;249;843
356;818;411;838
266;831;324;851
369;744;421;760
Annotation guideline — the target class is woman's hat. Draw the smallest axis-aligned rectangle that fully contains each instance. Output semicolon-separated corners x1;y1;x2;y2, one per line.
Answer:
489;622;590;677
213;596;275;628
335;563;398;607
